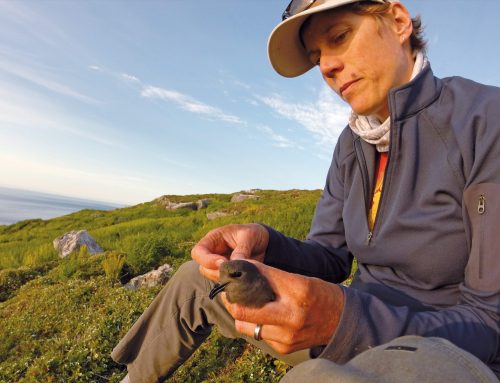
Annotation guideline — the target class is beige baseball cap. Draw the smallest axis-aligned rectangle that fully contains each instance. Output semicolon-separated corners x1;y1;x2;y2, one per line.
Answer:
268;0;396;78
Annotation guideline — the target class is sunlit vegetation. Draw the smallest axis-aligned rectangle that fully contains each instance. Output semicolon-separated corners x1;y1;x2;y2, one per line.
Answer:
0;189;347;382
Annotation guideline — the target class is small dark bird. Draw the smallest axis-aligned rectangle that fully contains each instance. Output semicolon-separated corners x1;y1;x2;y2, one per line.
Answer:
209;260;276;308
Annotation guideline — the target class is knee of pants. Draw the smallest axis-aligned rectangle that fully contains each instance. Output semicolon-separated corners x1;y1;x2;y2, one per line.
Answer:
175;260;202;280
160;260;214;302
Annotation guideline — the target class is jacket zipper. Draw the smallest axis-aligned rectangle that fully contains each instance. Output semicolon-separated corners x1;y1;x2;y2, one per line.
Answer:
366;113;396;245
478;194;486;214
368;150;392;245
353;139;372;240
477;194;485;279
354;139;392;246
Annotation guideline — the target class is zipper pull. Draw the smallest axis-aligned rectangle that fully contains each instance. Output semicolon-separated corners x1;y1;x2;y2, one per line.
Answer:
367;231;373;245
478;195;486;215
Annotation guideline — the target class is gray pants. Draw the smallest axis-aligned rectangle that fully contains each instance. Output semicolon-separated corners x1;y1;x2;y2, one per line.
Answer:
111;261;310;383
112;261;498;383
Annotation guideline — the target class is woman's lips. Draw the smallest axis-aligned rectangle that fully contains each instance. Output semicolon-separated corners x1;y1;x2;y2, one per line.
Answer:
340;79;360;96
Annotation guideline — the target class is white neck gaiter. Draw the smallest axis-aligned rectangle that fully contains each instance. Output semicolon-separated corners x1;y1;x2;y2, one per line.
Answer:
348;51;428;152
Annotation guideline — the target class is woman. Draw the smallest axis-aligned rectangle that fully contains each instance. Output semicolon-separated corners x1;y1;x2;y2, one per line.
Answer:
112;1;500;382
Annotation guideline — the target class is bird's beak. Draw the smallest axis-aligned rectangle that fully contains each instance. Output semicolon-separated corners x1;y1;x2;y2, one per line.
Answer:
209;281;230;300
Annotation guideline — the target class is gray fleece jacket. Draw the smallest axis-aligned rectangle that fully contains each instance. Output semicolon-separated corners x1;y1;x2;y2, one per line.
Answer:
264;66;500;377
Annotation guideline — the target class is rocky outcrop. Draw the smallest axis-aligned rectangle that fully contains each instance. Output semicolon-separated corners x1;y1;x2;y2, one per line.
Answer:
196;199;210;209
168;201;198;210
124;263;173;290
155;195;171;207
231;194;260;203
53;230;103;258
156;196;210;211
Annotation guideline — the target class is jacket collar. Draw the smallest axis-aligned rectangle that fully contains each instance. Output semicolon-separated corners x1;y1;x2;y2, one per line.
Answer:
388;65;442;122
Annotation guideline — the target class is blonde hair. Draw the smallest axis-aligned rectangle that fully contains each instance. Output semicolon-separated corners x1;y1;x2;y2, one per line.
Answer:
300;1;427;54
347;1;427;53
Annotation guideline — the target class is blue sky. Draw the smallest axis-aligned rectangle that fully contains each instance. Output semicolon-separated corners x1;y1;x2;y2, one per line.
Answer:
1;0;499;205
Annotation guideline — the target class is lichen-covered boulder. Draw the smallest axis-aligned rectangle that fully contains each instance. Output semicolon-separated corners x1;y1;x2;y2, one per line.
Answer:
53;230;103;258
124;263;173;290
169;201;198;210
196;199;210;209
163;199;210;211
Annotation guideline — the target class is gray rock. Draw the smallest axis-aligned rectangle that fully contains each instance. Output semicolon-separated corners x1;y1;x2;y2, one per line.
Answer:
165;199;210;211
124;263;173;290
155;195;171;208
53;230;103;258
196;199;210;209
169;201;198;210
231;194;260;203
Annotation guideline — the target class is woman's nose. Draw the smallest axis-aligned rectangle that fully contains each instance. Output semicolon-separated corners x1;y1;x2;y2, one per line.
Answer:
319;55;343;79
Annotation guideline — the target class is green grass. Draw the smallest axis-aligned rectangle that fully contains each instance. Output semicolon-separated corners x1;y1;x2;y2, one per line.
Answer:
0;189;350;383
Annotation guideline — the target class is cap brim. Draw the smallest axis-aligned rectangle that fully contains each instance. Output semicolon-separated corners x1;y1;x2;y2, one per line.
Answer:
267;0;391;78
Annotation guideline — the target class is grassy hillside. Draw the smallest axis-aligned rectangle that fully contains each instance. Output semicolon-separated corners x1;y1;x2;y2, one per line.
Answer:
0;189;329;382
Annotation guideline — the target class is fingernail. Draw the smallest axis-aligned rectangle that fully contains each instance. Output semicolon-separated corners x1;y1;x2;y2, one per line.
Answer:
216;259;224;267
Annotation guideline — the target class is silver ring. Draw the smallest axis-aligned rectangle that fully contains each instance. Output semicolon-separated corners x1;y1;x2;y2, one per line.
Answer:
254;324;263;341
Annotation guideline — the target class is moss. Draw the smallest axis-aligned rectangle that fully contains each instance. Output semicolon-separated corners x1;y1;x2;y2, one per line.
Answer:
0;189;330;382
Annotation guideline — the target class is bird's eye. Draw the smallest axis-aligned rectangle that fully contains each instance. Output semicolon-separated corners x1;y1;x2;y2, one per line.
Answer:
229;271;242;278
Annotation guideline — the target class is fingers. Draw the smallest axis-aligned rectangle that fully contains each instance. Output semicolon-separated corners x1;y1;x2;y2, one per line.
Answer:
192;245;226;269
198;265;219;282
221;287;294;327
191;230;229;271
234;320;309;354
192;224;268;274
230;243;252;260
235;320;285;342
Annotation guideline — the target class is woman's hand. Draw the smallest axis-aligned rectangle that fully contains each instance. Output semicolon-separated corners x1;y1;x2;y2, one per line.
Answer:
191;223;269;281
222;261;345;354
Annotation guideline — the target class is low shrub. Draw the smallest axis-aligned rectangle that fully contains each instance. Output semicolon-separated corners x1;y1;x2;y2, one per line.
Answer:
125;234;173;275
0;267;37;302
54;246;106;281
102;251;127;285
0;189;326;382
57;245;89;280
23;243;59;268
0;275;162;382
0;262;57;302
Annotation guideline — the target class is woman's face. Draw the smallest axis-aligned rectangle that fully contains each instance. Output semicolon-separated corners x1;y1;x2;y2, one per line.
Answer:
302;6;413;120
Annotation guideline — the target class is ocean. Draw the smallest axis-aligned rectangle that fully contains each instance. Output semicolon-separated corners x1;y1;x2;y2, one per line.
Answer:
0;186;125;225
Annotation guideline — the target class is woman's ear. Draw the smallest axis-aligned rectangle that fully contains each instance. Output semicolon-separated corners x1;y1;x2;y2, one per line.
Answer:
388;3;413;43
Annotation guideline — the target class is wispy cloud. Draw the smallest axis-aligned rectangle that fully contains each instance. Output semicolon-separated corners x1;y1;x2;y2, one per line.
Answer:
258;86;350;148
0;59;98;104
232;79;252;90
0;86;126;149
141;85;245;125
89;66;245;125
89;67;308;151
257;125;300;149
0;1;69;47
121;73;140;83
89;65;141;84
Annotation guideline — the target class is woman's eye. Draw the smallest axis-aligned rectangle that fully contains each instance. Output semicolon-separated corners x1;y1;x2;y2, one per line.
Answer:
332;31;348;44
